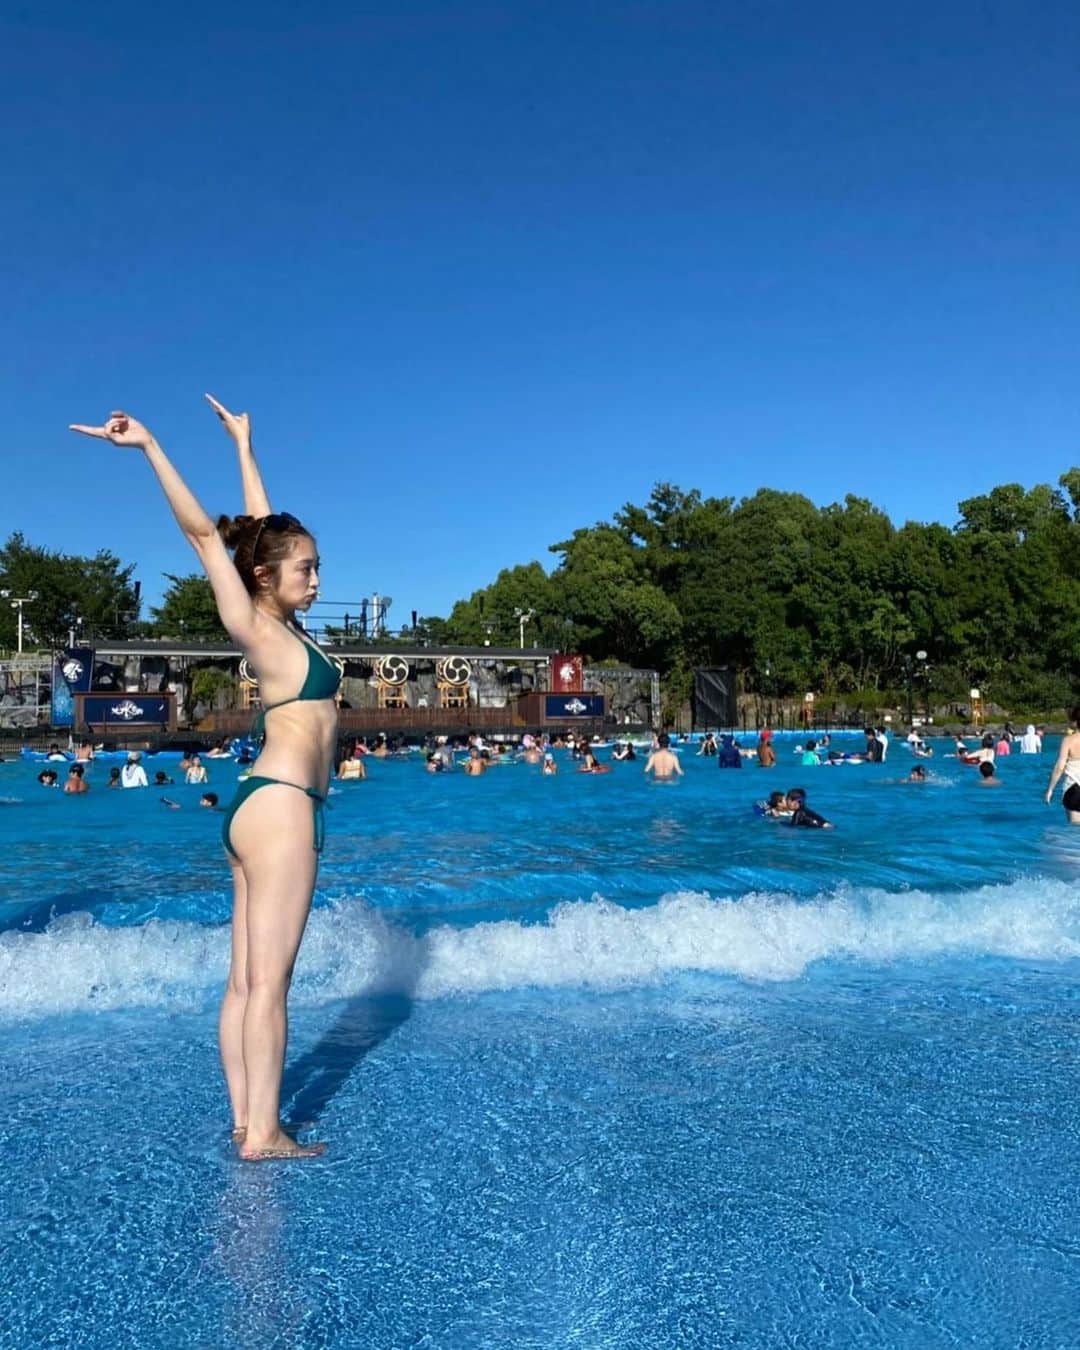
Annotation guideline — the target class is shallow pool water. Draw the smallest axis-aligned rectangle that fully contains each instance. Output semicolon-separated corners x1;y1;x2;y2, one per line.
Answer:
1;737;1078;1347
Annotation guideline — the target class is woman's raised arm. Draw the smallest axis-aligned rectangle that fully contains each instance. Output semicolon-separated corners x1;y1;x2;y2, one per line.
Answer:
69;411;259;645
205;394;272;518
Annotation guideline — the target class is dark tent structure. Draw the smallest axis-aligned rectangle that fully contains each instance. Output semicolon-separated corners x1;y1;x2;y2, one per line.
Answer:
692;667;736;729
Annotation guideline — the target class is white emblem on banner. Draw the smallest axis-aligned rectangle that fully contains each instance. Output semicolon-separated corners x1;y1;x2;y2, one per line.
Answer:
111;700;145;720
565;697;587;715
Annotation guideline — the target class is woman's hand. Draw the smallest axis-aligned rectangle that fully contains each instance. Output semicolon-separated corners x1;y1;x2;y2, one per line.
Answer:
69;411;156;450
205;393;250;446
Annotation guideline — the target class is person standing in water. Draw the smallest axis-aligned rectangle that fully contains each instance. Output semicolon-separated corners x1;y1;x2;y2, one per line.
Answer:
644;733;683;780
71;397;336;1161
1044;706;1080;825
1019;724;1042;754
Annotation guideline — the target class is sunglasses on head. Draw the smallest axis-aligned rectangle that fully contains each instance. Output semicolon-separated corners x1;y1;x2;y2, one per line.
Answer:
252;512;303;556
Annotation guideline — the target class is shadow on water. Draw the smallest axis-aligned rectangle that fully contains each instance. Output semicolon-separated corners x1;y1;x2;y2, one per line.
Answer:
282;924;426;1127
282;993;414;1127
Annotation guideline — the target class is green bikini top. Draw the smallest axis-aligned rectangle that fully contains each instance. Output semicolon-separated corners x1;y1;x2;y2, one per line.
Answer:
251;625;341;741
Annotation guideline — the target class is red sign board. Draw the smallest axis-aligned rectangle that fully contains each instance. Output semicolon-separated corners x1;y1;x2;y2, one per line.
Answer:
550;654;583;693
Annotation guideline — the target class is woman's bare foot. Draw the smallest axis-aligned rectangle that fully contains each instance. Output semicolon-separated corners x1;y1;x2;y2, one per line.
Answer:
238;1129;326;1162
230;1120;311;1144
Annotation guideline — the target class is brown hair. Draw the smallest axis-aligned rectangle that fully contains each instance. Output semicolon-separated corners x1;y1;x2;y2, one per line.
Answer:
216;513;314;596
1070;705;1080;729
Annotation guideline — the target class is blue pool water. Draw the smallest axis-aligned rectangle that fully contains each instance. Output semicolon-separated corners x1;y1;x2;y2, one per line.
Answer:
1;738;1078;1347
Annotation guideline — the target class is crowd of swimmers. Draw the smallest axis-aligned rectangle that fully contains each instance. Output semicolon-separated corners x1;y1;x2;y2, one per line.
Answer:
19;709;1080;827
34;747;223;809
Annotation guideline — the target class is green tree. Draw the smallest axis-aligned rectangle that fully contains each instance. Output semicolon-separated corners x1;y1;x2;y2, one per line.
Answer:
147;574;227;640
0;531;139;649
441;562;559;647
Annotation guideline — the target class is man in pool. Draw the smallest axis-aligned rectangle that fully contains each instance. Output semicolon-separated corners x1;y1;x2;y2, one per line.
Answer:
463;746;487;776
786;787;832;828
644;733;683;780
975;761;1002;788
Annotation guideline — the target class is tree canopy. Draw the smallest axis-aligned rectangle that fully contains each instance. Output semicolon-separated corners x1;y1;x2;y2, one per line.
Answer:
0;532;139;649
437;473;1080;710
147;574;227;640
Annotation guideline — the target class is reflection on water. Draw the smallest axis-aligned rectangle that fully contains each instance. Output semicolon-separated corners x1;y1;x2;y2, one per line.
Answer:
212;1166;292;1345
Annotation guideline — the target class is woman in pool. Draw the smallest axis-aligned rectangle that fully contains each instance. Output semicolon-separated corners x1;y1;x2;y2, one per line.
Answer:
577;749;610;774
71;398;335;1161
1044;706;1080;825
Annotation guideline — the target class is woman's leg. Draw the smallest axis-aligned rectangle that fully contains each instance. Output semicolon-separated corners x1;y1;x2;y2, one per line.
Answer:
229;783;322;1158
218;855;249;1137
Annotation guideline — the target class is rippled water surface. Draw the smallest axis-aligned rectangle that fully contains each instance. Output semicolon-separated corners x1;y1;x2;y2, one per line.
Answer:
1;735;1078;1347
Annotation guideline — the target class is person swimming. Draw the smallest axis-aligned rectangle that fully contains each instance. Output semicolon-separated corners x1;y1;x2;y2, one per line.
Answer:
754;790;792;819
463;746;487;776
718;735;742;769
336;738;367;780
785;787;832;828
578;749;610;774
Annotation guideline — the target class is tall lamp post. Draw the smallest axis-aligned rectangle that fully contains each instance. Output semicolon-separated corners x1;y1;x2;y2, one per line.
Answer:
903;655;914;726
916;649;930;721
514;607;535;650
1;589;39;654
904;649;931;726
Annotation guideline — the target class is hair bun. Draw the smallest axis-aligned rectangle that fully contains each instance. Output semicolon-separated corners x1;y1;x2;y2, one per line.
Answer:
216;514;259;550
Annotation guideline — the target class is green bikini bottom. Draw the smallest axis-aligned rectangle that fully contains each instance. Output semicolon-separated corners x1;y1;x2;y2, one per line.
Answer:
221;775;328;859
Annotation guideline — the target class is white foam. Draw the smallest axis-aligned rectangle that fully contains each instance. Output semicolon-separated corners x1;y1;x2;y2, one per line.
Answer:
1;878;1078;1022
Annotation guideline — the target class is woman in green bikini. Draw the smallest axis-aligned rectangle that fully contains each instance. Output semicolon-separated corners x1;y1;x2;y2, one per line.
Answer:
70;398;337;1161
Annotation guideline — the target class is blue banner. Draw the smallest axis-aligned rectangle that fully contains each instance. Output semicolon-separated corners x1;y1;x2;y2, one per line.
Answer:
60;648;94;693
77;694;172;729
50;659;74;728
544;694;604;719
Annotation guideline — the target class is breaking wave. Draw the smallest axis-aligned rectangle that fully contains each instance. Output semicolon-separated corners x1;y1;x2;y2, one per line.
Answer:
1;878;1078;1022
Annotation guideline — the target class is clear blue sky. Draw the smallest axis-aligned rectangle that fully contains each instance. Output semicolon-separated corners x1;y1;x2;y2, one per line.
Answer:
3;1;1079;626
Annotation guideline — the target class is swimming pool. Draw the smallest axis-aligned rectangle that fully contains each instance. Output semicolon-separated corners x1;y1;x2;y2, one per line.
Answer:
1;738;1078;1347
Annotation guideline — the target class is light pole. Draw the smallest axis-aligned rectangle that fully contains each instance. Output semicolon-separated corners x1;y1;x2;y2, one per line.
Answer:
514;607;535;650
1;589;39;654
915;649;929;722
903;655;914;726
